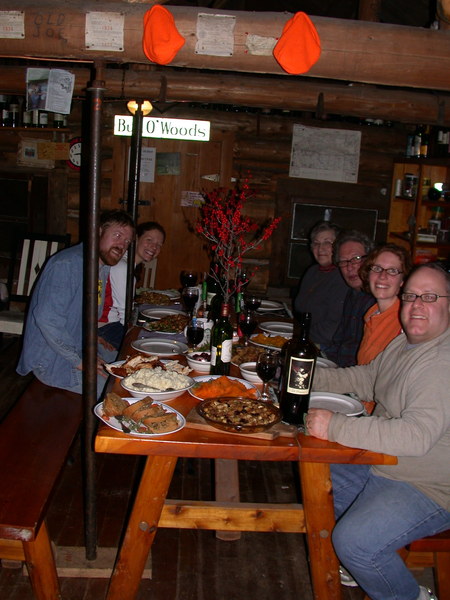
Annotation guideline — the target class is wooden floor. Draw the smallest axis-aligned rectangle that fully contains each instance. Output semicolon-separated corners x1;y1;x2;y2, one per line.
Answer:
0;335;434;600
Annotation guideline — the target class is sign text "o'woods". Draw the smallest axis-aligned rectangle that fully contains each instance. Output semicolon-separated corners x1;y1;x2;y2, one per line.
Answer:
114;116;210;141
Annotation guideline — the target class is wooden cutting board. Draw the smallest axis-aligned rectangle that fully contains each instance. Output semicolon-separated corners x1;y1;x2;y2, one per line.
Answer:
185;407;298;440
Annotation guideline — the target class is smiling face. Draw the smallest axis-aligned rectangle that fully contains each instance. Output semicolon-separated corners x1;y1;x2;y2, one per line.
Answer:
401;267;450;345
311;230;335;267
99;223;134;266
368;251;404;310
135;228;165;264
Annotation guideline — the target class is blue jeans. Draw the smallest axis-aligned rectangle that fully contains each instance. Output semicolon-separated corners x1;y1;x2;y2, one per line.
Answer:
331;464;450;600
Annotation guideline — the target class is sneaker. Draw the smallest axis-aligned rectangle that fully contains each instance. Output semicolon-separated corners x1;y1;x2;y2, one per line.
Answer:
339;565;358;587
418;586;438;600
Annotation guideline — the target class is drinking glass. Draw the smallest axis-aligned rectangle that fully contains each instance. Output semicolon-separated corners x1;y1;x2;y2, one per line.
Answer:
180;270;198;288
239;310;258;346
186;321;204;349
244;294;262;311
256;351;278;401
181;286;199;318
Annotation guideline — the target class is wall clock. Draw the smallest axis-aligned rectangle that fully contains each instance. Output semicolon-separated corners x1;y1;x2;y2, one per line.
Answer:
67;137;82;171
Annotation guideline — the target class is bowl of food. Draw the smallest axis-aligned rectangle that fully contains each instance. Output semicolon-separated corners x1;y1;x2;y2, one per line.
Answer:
186;351;211;373
197;396;281;433
121;367;194;401
239;361;263;384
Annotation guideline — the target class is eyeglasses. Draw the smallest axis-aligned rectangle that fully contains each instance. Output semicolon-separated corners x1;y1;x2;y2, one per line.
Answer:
369;265;403;276
401;293;450;303
337;255;367;268
311;240;333;249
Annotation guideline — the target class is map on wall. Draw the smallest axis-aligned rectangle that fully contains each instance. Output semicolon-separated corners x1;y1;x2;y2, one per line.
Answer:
289;124;361;183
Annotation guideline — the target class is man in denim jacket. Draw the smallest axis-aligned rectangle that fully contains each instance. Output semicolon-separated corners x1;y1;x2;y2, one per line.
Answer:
17;210;135;397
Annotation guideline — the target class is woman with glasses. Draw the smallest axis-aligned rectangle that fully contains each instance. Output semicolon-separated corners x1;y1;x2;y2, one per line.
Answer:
293;221;348;350
357;243;412;365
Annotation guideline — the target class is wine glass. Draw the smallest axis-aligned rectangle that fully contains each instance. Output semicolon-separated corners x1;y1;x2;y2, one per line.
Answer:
244;294;262;311
181;286;199;318
239;310;258;346
186;320;204;349
256;351;279;401
180;270;198;288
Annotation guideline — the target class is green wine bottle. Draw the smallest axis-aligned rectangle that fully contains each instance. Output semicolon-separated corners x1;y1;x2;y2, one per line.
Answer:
210;303;233;375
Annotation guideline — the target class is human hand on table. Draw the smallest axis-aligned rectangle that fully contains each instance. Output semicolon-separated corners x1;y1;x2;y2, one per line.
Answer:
306;408;333;440
76;358;108;377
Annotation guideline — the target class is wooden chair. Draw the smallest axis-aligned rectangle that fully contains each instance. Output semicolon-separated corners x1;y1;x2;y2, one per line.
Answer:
0;233;71;336
142;258;157;289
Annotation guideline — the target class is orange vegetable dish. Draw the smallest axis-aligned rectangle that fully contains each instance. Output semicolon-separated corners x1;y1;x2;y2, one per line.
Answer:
194;376;258;400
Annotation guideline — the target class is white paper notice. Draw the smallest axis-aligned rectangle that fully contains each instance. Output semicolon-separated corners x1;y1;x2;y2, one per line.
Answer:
128;147;156;183
85;12;124;52
26;68;74;114
195;13;236;57
289;125;361;184
0;11;24;39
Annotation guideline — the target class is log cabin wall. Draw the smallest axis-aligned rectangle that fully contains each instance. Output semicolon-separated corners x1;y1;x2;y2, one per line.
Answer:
51;98;406;295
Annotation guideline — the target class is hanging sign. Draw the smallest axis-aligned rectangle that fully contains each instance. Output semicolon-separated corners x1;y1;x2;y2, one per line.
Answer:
114;116;210;142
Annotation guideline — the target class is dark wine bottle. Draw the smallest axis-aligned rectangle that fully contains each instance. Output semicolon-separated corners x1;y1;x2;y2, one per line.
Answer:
278;312;317;426
210;303;233;375
206;263;221;311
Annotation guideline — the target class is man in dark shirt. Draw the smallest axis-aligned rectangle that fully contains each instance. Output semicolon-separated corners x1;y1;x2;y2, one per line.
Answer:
323;230;375;367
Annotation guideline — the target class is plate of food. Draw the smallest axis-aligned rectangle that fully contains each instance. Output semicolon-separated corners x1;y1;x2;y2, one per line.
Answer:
189;375;259;401
131;339;188;357
231;344;263;366
142;312;189;334
135;289;180;305
140;308;186;320
256;300;284;313
259;321;294;337
197;396;281;434
95;392;186;436
309;392;364;416
121;368;195;401
249;333;288;350
104;354;191;379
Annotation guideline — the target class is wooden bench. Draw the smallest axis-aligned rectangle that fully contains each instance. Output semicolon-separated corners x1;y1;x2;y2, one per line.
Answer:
0;378;82;600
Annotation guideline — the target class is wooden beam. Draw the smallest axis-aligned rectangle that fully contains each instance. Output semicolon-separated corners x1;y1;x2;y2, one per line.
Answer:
2;64;449;125
1;3;450;92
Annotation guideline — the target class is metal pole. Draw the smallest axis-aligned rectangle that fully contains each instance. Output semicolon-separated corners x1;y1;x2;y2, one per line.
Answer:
83;62;106;561
124;105;143;325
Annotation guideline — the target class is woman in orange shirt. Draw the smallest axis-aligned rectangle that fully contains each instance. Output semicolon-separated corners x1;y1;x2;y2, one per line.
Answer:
357;244;412;365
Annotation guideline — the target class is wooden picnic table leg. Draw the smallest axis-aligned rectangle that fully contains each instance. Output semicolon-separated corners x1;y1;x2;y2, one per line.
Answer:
298;461;342;600
106;454;177;600
215;458;241;541
22;521;61;600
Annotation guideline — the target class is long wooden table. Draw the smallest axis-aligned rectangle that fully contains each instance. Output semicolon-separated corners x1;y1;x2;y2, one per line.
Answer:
95;326;397;600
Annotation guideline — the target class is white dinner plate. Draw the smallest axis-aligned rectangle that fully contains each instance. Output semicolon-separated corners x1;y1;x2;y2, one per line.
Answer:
104;360;126;379
316;357;338;369
131;339;188;356
140;308;186;320
256;300;284;313
189;375;259;401
94;397;186;436
259;321;294;337
309;392;364;416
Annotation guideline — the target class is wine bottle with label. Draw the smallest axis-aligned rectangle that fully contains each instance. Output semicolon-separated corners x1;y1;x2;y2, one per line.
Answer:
278;312;317;426
210;303;233;375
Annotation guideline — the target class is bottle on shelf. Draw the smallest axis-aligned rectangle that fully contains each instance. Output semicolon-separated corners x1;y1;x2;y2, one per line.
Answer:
413;125;423;159
38;110;48;128
278;312;318;426
22;109;32;128
31;109;39;128
0;95;9;126
210;302;233;375
53;113;64;128
8;96;20;127
420;125;430;158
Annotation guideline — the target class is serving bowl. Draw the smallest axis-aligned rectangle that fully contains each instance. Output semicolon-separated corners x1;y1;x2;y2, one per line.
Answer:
197;396;281;433
239;361;263;384
186;352;211;374
121;372;194;401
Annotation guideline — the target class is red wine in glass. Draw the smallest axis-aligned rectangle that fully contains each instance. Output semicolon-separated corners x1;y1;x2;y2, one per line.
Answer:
182;287;199;317
244;295;262;311
186;324;204;348
180;270;198;288
256;351;278;400
239;311;258;345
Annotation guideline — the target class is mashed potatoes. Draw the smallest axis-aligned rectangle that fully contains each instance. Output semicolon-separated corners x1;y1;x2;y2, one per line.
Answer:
123;367;192;392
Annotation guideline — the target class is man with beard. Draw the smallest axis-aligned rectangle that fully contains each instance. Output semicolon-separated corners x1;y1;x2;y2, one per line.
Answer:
17;210;135;397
